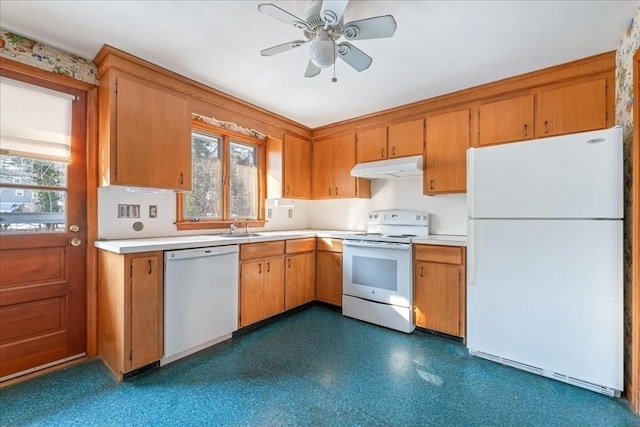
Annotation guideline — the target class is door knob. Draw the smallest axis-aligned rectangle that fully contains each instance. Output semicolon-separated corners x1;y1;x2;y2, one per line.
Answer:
69;237;82;247
69;224;80;232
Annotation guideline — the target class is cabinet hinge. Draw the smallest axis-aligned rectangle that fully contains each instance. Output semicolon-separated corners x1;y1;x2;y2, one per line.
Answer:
115;82;118;94
130;264;133;277
458;269;461;284
129;350;132;361
114;165;118;177
605;111;608;123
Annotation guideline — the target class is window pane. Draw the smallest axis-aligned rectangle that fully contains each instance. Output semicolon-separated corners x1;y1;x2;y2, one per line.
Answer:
184;132;222;220
229;141;258;219
0;188;66;232
0;155;67;187
0;155;67;233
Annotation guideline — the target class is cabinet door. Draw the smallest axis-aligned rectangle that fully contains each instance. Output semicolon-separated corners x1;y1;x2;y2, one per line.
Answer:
414;261;462;337
332;133;358;198
311;138;335;199
285;252;315;310
283;134;311;198
388;119;424;158
535;79;607;137
479;95;534;146
424;109;469;194
240;260;264;327
262;257;285;319
316;251;342;306
128;254;163;370
115;75;192;190
356;126;387;163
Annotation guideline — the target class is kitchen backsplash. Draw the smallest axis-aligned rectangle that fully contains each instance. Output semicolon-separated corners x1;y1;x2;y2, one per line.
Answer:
309;176;467;235
98;177;467;239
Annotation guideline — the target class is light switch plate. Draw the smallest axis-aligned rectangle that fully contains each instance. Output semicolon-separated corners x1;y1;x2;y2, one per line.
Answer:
118;204;140;218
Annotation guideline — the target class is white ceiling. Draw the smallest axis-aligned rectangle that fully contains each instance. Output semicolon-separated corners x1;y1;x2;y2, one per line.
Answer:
1;1;637;128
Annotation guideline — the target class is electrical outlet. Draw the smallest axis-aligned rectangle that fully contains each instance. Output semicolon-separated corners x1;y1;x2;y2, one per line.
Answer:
267;208;273;219
149;205;158;218
288;209;293;218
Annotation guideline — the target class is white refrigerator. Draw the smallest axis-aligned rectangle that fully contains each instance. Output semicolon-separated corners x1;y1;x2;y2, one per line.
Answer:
466;126;623;397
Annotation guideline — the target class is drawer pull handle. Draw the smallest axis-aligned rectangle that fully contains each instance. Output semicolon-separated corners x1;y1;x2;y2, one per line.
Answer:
259;263;262;274
524;124;528;137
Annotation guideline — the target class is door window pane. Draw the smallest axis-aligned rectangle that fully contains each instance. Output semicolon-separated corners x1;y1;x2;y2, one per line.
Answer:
183;133;222;220
229;141;258;219
0;155;67;233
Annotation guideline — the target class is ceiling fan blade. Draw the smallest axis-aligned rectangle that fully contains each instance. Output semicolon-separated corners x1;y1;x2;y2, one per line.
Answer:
305;60;321;78
337;42;372;72
260;40;308;56
258;3;309;30
320;0;349;27
343;15;397;40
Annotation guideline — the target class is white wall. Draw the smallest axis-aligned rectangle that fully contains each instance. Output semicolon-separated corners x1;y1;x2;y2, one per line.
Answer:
308;176;467;235
98;186;310;240
98;177;466;239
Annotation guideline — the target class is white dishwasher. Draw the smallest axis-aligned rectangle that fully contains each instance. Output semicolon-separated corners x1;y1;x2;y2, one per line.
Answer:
161;245;239;366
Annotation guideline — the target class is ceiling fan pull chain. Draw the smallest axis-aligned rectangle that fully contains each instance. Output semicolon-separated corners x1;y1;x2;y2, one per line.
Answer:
332;37;337;83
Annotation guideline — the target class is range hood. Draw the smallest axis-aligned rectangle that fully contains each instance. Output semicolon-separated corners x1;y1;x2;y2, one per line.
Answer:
350;155;423;179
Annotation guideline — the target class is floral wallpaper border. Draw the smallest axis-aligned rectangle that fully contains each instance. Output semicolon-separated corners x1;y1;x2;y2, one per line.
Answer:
0;28;97;85
615;5;640;389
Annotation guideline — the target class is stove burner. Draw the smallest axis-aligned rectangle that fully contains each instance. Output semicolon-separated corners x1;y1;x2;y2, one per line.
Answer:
385;234;418;238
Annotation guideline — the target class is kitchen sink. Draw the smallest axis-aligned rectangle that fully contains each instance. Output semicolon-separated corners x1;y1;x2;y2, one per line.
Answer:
219;233;262;238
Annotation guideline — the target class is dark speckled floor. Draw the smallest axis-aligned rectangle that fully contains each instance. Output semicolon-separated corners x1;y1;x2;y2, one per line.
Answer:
1;305;638;426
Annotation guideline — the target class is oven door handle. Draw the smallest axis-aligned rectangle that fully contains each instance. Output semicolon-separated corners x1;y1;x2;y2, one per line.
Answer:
342;240;411;250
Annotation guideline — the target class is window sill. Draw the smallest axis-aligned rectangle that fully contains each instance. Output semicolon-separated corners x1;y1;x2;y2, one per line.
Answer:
175;220;266;231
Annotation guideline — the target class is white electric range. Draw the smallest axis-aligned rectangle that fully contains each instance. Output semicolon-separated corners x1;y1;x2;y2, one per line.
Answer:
341;210;430;333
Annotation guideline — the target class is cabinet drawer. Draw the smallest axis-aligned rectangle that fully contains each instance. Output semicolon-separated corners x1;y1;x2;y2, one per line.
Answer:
316;238;343;252
240;241;285;260
286;238;316;254
414;245;463;265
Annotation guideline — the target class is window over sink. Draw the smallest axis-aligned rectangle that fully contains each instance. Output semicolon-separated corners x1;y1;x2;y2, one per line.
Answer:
176;120;266;230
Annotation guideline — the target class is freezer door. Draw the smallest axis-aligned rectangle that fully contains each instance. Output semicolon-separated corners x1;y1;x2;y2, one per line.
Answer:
467;219;623;391
467;127;622;219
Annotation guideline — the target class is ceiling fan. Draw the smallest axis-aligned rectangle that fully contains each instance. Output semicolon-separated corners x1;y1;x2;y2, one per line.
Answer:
258;0;397;79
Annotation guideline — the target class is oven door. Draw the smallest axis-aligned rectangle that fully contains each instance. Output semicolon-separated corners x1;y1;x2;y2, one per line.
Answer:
342;240;412;308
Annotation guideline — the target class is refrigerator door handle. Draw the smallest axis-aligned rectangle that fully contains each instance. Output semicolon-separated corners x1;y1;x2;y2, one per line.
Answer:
467;148;474;218
467;219;476;286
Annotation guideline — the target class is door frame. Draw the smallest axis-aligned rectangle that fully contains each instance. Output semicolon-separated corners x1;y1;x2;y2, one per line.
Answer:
0;58;99;376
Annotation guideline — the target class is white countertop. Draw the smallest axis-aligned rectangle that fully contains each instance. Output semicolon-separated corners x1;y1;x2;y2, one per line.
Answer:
94;230;467;254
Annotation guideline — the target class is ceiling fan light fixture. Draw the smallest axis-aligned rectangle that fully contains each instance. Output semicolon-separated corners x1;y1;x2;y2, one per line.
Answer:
309;37;335;68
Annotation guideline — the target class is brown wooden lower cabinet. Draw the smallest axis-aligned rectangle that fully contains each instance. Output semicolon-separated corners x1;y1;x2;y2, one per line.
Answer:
315;238;343;306
413;244;466;338
285;238;316;310
239;241;285;327
97;250;163;380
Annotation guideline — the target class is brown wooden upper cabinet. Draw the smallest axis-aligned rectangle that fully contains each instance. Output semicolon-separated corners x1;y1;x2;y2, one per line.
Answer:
478;94;534;146
98;71;192;190
267;134;311;199
312;133;370;199
424;109;470;195
356;119;424;163
535;79;608;138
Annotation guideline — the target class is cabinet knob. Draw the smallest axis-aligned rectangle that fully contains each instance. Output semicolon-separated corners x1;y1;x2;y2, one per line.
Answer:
68;237;82;247
69;224;80;232
392;146;396;156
